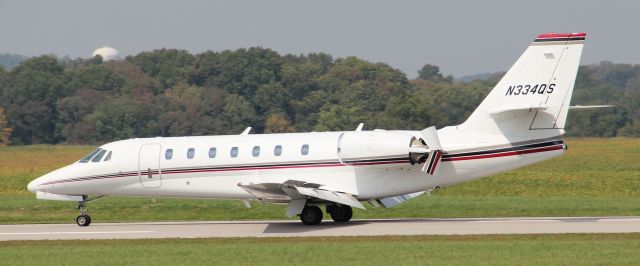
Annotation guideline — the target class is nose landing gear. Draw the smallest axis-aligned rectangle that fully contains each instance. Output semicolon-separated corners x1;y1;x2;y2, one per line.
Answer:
76;214;91;226
74;195;105;226
76;199;91;226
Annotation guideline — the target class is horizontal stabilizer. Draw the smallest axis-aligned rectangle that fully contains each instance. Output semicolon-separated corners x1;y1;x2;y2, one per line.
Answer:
295;187;366;209
376;191;424;208
569;105;615;109
37;191;83;201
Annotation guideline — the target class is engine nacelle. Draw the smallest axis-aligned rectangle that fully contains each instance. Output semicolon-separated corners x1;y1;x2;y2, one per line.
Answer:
408;137;431;165
337;131;414;164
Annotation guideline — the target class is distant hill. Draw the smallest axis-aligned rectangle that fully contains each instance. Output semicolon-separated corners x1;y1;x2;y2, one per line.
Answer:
455;72;505;83
0;53;28;70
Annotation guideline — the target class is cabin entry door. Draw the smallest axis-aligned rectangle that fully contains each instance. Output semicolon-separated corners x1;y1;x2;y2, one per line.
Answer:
139;143;162;188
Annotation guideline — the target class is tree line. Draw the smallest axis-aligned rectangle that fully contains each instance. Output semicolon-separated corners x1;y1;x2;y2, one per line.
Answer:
0;48;638;146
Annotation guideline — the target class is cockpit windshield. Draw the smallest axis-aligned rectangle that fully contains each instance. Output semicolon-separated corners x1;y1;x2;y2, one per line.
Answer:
91;150;107;162
79;149;101;163
79;148;112;163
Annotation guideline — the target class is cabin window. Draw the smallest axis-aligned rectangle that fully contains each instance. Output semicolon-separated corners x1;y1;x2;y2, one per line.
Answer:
103;151;112;161
91;150;107;162
274;145;282;156
79;148;101;163
252;146;260;157
301;144;310;155
230;147;239;158
165;149;173;160
187;148;195;159
208;147;217;158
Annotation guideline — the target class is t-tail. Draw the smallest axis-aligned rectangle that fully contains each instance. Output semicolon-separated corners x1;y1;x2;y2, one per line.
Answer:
427;33;586;177
457;32;586;141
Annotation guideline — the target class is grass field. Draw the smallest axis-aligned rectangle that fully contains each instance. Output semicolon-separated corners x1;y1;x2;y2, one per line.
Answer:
0;138;639;223
2;234;640;265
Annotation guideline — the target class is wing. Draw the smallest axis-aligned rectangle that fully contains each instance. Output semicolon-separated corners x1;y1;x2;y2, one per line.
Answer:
238;180;365;216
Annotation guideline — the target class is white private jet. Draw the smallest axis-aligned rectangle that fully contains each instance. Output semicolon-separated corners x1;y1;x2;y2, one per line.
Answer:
29;32;591;226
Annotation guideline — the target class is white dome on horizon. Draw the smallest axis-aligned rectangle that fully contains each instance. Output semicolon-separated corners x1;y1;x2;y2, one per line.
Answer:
92;46;119;61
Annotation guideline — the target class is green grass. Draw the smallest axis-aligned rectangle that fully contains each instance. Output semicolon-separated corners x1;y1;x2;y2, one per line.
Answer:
1;138;640;223
0;145;94;194
2;234;640;265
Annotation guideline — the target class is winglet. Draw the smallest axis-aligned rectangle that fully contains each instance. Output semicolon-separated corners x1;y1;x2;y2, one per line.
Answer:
355;123;364;131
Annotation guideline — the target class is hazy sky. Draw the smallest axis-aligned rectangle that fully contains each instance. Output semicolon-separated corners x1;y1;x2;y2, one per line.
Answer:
0;0;636;77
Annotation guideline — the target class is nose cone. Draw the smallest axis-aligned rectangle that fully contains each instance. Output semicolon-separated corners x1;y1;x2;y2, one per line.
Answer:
27;164;77;193
27;178;40;193
27;173;49;193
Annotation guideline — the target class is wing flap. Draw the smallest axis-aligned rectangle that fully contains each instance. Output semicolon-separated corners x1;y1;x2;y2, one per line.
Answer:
238;182;292;203
295;186;366;209
375;191;424;208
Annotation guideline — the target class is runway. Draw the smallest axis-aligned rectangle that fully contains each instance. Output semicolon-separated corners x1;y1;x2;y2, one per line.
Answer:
2;216;640;241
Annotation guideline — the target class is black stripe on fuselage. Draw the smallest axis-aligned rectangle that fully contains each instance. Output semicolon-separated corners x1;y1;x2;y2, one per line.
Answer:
443;140;564;159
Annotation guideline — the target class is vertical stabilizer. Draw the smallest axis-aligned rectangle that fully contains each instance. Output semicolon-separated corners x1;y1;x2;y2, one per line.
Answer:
458;33;585;138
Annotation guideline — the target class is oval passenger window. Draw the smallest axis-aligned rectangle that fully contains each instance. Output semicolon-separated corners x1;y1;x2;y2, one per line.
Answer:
274;145;282;156
187;148;195;159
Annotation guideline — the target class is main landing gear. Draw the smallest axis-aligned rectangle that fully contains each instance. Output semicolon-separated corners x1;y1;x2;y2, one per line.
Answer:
300;206;323;225
327;204;353;223
299;204;353;225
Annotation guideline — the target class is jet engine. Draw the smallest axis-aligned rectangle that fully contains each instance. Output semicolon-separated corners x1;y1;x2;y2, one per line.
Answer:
408;127;444;175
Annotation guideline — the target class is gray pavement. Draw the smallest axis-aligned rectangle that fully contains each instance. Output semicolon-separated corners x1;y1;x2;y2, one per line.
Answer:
2;216;640;241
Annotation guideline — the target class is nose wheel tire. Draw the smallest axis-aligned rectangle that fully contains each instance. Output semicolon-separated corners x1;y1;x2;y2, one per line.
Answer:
300;206;323;225
76;214;92;226
328;205;353;222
